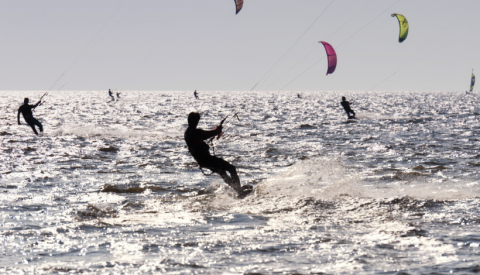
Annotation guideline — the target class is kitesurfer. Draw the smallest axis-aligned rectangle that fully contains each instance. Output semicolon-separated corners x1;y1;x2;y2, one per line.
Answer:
17;98;43;135
297;93;301;99
108;89;115;101
194;90;199;100
184;112;252;198
341;96;356;119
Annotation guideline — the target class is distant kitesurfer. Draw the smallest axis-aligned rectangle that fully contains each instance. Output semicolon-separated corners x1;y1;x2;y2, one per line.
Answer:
341;96;356;119
17;98;43;135
108;89;115;101
194;90;199;100
297;93;301;99
184;112;252;198
116;92;121;99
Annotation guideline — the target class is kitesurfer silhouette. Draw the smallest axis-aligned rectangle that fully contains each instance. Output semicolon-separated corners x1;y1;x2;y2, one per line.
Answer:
184;112;252;198
341;96;356;119
108;89;115;101
297;93;301;99
194;90;199;100
17;98;43;135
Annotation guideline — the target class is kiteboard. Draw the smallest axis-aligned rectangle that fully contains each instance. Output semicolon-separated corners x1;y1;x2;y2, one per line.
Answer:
346;117;358;123
234;185;254;199
196;183;254;199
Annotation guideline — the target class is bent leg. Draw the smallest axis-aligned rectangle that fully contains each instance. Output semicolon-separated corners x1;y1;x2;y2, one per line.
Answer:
200;156;242;193
25;118;39;135
214;157;241;192
213;169;241;193
211;168;241;193
32;118;43;133
28;123;38;135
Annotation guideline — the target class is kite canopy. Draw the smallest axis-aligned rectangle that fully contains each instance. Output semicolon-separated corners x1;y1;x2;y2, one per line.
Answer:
471;71;475;93
234;0;243;14
391;13;409;43
319;41;337;75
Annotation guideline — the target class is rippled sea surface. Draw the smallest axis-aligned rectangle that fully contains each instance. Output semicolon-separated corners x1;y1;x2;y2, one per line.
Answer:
1;91;480;274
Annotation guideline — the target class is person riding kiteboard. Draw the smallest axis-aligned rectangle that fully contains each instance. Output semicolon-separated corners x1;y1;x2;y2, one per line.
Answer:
17;97;44;135
341;96;356;119
184;112;252;198
108;89;115;101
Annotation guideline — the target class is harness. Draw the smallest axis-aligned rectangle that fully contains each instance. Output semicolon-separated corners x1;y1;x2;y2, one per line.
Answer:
187;149;216;176
200;166;215;176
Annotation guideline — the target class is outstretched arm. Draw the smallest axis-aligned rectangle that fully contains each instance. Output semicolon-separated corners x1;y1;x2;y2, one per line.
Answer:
201;126;222;140
33;100;41;108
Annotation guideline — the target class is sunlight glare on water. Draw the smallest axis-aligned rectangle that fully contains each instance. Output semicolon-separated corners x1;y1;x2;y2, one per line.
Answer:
1;90;480;274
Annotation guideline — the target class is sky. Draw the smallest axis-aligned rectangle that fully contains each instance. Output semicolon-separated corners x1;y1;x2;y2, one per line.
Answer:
0;0;478;92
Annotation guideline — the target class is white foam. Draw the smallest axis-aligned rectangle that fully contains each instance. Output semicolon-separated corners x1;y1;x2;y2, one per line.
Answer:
205;157;480;206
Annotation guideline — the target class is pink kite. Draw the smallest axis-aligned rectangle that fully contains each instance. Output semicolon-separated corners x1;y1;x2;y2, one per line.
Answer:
319;41;337;75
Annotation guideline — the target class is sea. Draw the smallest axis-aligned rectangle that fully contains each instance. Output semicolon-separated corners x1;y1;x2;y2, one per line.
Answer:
1;90;480;274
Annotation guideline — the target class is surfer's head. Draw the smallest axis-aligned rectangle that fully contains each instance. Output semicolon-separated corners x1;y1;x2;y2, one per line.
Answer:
342;96;346;101
24;98;29;104
188;112;200;128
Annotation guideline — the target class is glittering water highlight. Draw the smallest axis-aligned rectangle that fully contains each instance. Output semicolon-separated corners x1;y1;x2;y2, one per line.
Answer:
1;91;480;274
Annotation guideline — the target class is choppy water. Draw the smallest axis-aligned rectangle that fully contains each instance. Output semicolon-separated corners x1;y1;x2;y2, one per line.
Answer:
1;90;480;274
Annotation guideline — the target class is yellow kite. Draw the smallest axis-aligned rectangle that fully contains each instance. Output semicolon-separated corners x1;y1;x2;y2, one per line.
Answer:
391;13;409;43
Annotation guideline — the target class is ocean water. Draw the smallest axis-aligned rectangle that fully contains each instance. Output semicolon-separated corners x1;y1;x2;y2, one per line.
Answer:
1;90;480;274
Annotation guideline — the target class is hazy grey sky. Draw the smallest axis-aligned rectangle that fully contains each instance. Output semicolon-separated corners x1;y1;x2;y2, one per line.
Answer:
0;0;478;92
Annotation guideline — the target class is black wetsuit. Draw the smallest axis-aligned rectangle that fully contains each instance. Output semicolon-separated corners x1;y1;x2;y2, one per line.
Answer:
184;126;243;194
109;90;115;101
18;102;43;135
341;100;356;119
194;91;199;100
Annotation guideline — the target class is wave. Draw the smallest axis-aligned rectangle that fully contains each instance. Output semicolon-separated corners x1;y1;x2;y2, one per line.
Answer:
48;124;181;139
200;157;480;212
